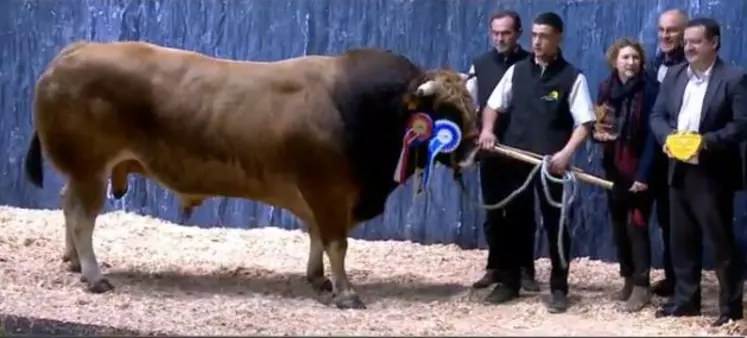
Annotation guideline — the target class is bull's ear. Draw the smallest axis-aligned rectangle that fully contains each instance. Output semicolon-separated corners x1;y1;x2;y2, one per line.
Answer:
415;80;438;97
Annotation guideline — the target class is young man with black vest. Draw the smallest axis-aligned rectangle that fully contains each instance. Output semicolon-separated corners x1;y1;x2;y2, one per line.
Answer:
643;8;688;299
650;17;747;327
465;10;539;296
476;12;596;313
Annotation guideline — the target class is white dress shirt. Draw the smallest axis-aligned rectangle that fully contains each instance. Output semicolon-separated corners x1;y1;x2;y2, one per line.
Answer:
485;63;596;127
465;64;479;110
674;61;715;164
676;62;715;133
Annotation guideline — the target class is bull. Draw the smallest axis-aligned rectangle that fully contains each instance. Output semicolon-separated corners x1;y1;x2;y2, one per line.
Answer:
23;40;479;309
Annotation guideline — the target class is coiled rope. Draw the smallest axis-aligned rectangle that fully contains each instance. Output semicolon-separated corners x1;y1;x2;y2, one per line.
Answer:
455;155;578;269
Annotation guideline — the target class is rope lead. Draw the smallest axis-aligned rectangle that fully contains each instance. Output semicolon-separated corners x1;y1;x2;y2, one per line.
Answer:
457;155;578;269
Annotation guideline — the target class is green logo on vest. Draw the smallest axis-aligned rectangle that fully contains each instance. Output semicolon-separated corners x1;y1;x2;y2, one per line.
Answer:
541;90;559;101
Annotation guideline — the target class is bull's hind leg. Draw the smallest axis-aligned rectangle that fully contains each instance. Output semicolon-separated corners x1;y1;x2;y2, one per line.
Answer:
59;182;81;272
63;176;112;293
306;226;333;297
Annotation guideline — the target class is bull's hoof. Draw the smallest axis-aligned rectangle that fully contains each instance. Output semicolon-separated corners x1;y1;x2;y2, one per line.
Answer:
67;262;82;273
111;189;127;199
85;278;115;293
61;254;82;272
333;293;366;310
311;278;333;294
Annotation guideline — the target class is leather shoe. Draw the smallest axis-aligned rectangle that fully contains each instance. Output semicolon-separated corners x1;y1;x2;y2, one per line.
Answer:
654;304;700;318
650;279;674;297
711;314;743;327
472;270;498;289
485;284;519;304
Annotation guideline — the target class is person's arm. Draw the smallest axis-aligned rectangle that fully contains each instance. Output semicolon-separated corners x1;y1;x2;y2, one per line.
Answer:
702;70;747;150
562;73;595;155
465;64;478;110
634;82;661;184
481;65;515;133
649;74;675;146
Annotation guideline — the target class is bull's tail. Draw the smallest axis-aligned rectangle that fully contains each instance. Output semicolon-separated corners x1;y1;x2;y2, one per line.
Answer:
24;131;44;189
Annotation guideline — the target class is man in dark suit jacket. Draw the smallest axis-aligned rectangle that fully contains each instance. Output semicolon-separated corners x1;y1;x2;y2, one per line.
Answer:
643;8;688;298
649;17;747;327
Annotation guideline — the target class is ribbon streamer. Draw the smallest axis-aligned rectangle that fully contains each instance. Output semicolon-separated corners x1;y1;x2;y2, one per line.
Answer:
393;113;433;183
420;119;462;189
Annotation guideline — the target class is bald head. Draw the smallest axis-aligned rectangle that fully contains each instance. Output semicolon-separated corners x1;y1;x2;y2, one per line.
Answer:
658;9;688;52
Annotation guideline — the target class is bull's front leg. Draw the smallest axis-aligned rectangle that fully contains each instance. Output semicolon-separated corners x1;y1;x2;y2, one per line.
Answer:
324;234;364;309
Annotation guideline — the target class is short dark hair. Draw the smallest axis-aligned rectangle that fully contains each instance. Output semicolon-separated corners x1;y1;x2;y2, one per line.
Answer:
489;10;522;32
686;17;721;50
533;12;564;33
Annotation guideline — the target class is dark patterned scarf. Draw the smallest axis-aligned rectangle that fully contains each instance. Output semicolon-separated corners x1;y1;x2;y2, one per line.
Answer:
597;72;647;181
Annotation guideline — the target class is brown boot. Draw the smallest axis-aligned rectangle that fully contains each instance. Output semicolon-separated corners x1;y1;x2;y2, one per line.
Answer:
472;270;497;289
624;285;651;312
614;277;633;301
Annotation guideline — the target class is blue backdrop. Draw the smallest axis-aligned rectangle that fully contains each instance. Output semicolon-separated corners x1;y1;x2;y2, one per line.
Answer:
1;0;745;269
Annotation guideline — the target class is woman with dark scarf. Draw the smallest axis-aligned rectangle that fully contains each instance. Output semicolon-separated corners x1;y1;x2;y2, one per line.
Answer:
593;38;659;312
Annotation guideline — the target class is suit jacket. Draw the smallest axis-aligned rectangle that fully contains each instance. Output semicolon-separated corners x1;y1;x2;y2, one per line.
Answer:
649;58;747;190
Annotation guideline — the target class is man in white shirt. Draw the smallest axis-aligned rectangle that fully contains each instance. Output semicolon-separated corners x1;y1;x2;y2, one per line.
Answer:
649;17;747;327
476;12;595;313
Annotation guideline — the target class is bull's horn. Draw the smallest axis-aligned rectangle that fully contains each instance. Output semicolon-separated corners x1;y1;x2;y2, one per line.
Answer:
415;80;438;96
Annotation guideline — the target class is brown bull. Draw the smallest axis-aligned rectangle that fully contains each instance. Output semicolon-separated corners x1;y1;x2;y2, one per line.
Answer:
24;40;479;309
58;159;204;223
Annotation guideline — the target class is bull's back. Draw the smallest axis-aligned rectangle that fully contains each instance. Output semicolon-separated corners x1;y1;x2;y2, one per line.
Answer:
33;41;351;210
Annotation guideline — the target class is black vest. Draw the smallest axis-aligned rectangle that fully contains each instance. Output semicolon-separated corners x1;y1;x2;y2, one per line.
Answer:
502;55;579;155
473;47;529;138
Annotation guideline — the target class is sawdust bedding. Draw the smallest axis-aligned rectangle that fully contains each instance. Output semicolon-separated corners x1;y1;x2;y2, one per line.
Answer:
0;205;744;336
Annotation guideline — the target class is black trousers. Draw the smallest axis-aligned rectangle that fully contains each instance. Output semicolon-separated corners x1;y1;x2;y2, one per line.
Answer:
479;156;535;277
651;172;675;283
491;161;570;293
606;185;653;287
669;165;743;316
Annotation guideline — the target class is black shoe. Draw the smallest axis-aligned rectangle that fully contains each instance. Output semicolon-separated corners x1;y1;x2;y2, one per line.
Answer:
711;314;743;327
650;278;674;297
520;270;540;293
614;277;634;301
654;304;700;318
485;284;519;304
545;290;569;313
472;270;498;289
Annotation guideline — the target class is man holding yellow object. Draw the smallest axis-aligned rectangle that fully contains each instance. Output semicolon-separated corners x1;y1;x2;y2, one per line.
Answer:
649;17;747;327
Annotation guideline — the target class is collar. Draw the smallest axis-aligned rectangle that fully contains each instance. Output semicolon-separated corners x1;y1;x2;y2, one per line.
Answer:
492;45;526;64
532;49;562;67
657;46;686;66
687;59;716;82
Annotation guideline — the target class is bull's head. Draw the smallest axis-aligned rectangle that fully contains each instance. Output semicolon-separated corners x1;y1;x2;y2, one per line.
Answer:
405;69;480;175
